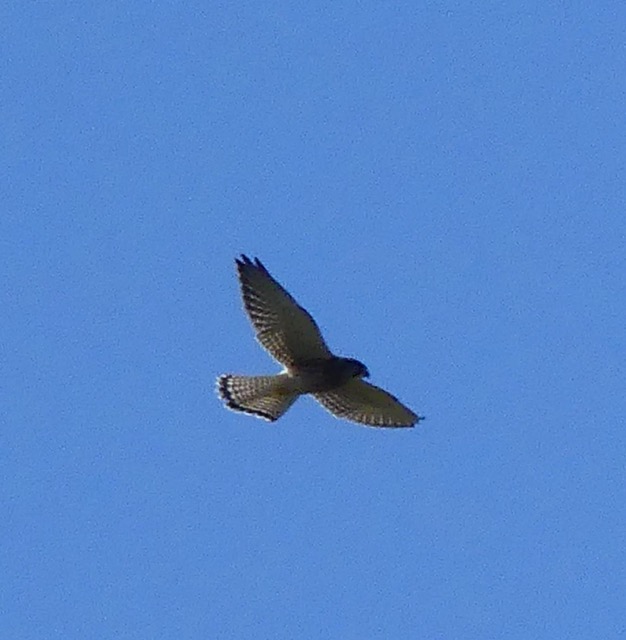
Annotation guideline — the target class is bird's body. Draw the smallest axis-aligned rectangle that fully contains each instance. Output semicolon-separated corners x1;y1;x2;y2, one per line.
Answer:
216;255;423;428
284;357;368;392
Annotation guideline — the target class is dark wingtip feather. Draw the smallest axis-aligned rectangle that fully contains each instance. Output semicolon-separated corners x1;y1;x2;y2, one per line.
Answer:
236;254;253;267
235;255;270;276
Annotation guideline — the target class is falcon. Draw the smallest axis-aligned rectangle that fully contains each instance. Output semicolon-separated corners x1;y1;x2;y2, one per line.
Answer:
216;255;423;428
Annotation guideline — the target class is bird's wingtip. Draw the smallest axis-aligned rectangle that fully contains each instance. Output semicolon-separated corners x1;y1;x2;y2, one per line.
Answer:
236;254;269;274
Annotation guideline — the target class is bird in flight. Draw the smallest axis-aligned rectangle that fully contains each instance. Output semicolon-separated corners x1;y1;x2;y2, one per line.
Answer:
216;255;423;428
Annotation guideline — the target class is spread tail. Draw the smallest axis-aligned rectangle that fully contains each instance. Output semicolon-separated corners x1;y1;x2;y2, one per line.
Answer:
216;374;299;421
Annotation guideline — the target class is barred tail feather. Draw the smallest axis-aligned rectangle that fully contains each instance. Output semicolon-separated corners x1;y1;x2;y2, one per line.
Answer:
217;374;299;421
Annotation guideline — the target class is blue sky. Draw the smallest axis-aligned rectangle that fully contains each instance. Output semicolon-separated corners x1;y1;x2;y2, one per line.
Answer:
3;2;625;638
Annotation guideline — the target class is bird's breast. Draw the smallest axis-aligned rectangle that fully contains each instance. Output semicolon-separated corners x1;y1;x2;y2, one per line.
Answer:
289;358;355;393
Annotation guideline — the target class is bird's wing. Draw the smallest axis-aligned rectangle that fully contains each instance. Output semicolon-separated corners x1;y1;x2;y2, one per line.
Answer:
236;255;333;367
313;378;421;428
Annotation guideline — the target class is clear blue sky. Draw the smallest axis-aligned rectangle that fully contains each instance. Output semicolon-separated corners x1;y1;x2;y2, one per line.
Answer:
3;3;625;638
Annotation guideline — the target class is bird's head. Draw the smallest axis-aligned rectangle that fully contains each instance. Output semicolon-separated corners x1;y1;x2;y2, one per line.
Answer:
344;358;370;379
